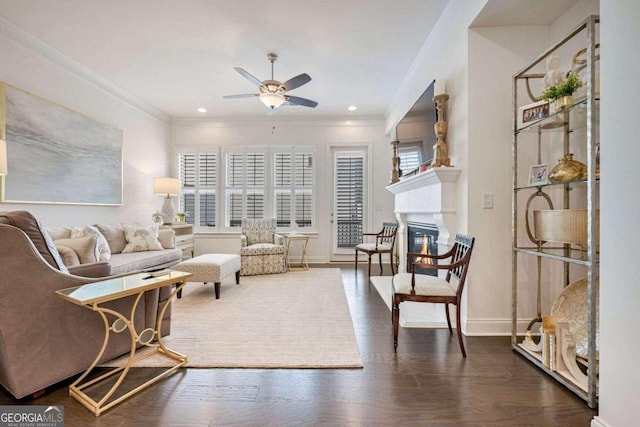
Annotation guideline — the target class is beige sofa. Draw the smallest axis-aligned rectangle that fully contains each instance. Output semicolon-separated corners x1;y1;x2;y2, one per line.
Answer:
47;223;182;275
0;211;179;399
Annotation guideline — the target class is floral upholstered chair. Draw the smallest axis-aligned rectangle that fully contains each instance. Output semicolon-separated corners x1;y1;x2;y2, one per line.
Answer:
239;218;287;276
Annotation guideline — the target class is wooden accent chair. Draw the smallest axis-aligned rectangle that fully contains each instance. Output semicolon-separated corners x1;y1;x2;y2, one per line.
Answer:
392;233;475;356
354;222;398;276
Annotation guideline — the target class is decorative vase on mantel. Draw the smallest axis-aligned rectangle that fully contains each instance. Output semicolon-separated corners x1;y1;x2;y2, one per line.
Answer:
554;95;574;112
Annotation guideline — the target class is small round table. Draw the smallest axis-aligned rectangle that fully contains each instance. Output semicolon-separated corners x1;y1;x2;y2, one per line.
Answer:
284;234;310;271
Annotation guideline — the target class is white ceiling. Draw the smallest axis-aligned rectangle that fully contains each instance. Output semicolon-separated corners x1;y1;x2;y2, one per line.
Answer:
0;0;582;120
0;0;450;119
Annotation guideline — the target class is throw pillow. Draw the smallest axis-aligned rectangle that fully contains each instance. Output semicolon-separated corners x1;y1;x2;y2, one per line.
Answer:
94;223;127;254
55;245;81;267
70;225;111;261
122;224;163;253
53;235;99;264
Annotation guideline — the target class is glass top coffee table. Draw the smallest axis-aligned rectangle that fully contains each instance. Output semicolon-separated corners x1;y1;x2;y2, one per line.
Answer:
56;270;193;416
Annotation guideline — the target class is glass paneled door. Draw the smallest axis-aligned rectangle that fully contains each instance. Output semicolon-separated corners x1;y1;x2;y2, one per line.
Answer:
331;148;366;259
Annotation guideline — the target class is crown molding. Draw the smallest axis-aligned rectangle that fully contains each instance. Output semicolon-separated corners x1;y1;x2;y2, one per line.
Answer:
171;114;385;128
0;16;170;123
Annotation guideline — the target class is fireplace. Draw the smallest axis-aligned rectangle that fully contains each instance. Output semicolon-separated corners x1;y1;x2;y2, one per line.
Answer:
407;222;439;276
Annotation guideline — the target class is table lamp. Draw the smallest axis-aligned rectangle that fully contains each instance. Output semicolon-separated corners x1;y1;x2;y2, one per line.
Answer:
153;177;181;224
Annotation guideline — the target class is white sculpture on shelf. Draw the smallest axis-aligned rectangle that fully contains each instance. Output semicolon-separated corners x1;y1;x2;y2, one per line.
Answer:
544;55;564;89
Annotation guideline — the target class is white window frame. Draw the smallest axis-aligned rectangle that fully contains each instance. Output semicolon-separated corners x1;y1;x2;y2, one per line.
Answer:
222;146;268;229
270;146;316;232
175;146;219;232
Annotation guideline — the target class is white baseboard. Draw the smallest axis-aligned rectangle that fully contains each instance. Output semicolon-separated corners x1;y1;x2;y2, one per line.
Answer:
591;416;610;427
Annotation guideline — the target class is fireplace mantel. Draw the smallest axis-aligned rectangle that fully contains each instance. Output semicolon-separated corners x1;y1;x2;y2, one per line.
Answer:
388;167;461;273
387;167;461;195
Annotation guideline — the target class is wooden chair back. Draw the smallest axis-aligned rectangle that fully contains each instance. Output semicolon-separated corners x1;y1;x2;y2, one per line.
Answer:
379;222;398;247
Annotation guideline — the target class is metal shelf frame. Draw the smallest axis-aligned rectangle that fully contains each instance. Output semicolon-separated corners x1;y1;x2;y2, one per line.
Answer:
511;15;600;408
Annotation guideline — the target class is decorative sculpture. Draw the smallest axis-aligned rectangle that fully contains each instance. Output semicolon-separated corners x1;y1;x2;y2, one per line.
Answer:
389;139;400;184
433;93;452;167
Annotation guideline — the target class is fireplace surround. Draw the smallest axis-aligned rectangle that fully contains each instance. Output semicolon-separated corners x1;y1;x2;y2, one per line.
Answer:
382;167;461;327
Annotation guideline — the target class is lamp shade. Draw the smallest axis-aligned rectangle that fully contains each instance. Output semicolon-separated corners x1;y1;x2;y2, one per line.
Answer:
0;139;7;176
153;177;180;196
259;93;285;109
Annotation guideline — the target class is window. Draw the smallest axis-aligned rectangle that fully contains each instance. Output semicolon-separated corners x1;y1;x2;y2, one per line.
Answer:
398;142;424;173
272;149;314;229
334;152;365;249
178;151;217;229
224;149;266;227
177;146;317;232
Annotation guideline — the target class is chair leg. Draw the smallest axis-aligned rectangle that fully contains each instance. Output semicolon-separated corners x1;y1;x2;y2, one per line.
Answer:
390;253;395;275
378;253;383;275
455;304;466;357
214;282;221;299
354;249;358;272
367;254;372;276
445;303;453;334
392;298;400;352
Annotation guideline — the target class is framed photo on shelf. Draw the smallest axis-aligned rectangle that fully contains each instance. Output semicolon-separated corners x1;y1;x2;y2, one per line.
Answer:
529;164;549;186
518;100;550;129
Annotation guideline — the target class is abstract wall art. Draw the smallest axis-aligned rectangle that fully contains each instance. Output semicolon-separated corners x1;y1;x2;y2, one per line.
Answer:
0;82;123;205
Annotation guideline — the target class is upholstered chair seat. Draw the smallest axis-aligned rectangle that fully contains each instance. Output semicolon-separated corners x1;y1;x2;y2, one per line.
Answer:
239;218;287;276
391;273;457;297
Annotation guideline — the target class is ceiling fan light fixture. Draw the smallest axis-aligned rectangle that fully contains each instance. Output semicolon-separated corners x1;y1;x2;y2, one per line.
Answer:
260;92;285;109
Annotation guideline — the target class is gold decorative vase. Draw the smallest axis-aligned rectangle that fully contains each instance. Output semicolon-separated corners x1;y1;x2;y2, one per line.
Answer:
548;153;587;183
554;95;574;111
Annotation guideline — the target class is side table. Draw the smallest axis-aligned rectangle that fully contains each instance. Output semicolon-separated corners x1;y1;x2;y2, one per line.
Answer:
55;270;193;416
284;234;310;271
162;223;194;258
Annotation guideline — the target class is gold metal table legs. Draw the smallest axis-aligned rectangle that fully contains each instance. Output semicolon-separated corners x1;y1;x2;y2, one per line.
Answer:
68;280;188;416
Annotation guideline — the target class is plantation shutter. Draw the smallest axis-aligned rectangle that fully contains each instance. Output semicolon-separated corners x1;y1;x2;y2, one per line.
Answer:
178;152;216;228
273;151;314;229
335;154;364;248
225;151;265;227
294;153;313;228
198;153;216;227
274;153;292;227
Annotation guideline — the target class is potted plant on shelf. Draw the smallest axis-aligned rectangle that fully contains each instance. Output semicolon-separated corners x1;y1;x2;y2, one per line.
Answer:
176;212;187;223
539;72;584;111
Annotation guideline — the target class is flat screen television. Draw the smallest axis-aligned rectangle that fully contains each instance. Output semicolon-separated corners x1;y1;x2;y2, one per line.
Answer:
395;80;437;176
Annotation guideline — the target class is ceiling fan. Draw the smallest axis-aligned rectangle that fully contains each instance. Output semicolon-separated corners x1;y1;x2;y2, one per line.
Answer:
223;52;318;110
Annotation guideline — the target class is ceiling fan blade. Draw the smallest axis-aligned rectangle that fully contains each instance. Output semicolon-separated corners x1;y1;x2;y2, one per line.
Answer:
223;94;259;99
285;95;318;108
282;73;311;92
234;67;263;87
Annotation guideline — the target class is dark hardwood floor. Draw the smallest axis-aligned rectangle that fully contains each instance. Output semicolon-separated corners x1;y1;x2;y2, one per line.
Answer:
0;265;596;426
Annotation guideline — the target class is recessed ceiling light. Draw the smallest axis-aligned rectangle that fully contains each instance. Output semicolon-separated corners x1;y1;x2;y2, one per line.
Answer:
348;105;357;111
197;107;207;113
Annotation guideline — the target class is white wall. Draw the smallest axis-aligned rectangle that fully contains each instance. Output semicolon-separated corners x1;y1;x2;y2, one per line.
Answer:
0;29;171;227
466;26;550;334
595;2;639;426
385;0;602;336
170;117;395;263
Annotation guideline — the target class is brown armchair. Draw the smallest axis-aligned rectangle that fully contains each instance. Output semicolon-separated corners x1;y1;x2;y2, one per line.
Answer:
0;211;172;398
392;233;475;356
354;222;398;276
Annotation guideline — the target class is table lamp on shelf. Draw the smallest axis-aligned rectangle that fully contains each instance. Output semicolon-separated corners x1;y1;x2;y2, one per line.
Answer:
153;177;181;225
0;139;7;176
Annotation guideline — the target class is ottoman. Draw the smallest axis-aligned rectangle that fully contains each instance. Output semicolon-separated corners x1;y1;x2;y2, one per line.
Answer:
173;253;241;299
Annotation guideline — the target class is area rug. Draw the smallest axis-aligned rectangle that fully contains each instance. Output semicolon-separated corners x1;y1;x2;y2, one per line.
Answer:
105;268;362;369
